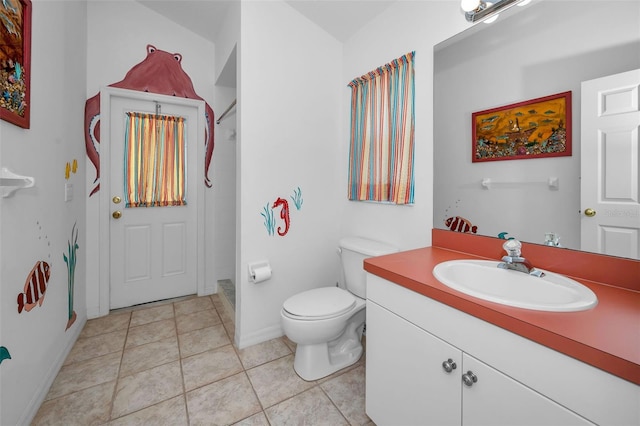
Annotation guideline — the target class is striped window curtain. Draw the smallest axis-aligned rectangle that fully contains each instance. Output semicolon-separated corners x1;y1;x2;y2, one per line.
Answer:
124;112;187;208
348;51;415;204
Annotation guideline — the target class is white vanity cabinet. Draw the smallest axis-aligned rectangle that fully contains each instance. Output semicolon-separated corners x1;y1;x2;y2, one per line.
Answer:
366;301;592;426
366;300;462;425
366;274;639;426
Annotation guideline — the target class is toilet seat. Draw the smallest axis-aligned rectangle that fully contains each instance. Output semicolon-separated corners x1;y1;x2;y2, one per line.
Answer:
283;287;356;320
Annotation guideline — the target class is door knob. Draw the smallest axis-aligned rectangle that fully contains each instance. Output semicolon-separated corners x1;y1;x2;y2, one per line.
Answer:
462;371;478;387
113;196;121;204
584;208;596;217
442;358;457;373
112;210;122;219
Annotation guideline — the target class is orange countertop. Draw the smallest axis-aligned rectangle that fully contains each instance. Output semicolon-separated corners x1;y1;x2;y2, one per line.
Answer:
364;230;640;385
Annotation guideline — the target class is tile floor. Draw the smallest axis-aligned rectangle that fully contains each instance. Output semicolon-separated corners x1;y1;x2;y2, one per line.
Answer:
32;294;372;425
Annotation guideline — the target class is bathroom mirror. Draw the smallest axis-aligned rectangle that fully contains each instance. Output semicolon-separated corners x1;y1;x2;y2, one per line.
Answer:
433;0;640;258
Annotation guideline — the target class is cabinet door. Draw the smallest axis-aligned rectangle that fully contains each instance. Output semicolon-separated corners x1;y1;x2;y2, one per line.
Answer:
462;354;594;426
366;301;462;426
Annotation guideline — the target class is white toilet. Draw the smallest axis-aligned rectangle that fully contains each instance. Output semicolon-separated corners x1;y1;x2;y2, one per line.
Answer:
281;236;398;381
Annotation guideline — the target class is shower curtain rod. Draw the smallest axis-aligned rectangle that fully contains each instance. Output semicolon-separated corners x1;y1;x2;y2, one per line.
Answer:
216;99;236;124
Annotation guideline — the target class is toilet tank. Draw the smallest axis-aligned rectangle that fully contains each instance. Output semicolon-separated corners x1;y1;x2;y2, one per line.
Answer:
339;237;399;299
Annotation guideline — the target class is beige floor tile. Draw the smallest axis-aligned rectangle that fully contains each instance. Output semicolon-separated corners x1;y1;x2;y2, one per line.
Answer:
125;318;176;348
120;336;180;377
320;365;370;425
281;335;296;353
111;360;183;419
174;296;214;317
80;312;130;339
178;324;230;358
129;304;174;327
246;354;315;408
217;305;234;324
108;395;188;426
210;296;225;308
265;386;349;426
237;337;291;370
45;352;121;401
64;328;127;365
223;320;235;341
36;295;370;425
32;381;115;426
232;412;270;426
317;356;364;385
175;309;221;335
181;345;244;391
186;372;262;425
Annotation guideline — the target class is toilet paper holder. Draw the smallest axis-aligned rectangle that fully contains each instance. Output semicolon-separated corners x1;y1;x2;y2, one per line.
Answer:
248;260;272;283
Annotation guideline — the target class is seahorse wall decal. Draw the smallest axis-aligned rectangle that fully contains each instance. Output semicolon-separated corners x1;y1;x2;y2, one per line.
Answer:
272;197;290;236
84;44;215;196
261;188;302;236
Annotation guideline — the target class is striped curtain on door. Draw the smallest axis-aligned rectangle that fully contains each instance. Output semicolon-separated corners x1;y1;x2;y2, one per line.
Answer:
124;112;187;208
348;51;415;204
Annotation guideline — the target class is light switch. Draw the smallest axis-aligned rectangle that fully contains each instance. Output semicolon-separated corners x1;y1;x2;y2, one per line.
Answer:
65;183;73;202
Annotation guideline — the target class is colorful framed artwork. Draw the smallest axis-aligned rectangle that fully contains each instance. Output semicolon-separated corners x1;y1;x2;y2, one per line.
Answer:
472;91;571;163
0;0;32;129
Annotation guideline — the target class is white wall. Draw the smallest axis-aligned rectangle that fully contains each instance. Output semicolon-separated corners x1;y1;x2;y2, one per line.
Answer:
212;1;239;283
212;84;237;282
236;1;343;348
0;1;87;424
85;0;218;317
340;1;469;251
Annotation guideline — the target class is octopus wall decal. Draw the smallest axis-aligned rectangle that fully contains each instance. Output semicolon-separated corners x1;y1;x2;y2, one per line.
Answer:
84;44;215;196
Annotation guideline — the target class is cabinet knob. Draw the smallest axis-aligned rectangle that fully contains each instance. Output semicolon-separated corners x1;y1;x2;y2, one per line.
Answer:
462;371;478;387
442;358;457;373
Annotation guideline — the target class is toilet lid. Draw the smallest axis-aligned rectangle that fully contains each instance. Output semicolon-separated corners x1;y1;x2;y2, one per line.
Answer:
283;287;356;320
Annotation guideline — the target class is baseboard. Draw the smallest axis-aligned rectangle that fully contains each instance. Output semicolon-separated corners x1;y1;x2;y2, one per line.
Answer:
86;305;103;319
236;324;283;350
19;316;87;425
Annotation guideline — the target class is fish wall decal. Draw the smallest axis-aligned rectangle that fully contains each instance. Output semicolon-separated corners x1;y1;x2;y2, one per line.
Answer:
445;216;478;234
17;261;51;313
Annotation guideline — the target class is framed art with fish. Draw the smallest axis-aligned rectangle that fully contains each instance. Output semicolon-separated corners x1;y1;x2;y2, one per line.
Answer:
0;0;31;128
472;91;571;163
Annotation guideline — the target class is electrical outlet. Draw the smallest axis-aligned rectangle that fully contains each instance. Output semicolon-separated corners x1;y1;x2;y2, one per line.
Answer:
64;183;73;202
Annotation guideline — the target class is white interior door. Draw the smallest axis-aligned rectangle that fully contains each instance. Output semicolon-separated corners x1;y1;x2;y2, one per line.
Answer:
107;92;201;309
581;69;640;259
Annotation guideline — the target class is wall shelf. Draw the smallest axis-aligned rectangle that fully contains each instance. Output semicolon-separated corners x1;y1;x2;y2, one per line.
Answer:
1;167;35;198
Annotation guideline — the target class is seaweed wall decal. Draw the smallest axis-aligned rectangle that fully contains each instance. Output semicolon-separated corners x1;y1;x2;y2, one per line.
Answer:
63;222;79;330
0;346;11;364
261;203;275;236
291;187;303;210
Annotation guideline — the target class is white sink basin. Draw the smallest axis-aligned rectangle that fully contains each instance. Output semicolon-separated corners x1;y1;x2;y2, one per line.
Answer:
432;260;598;312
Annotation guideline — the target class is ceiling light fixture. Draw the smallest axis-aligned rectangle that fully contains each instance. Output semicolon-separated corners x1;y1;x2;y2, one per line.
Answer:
462;0;527;23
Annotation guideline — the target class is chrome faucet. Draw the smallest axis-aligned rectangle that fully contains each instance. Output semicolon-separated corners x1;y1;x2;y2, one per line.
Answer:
497;239;545;277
